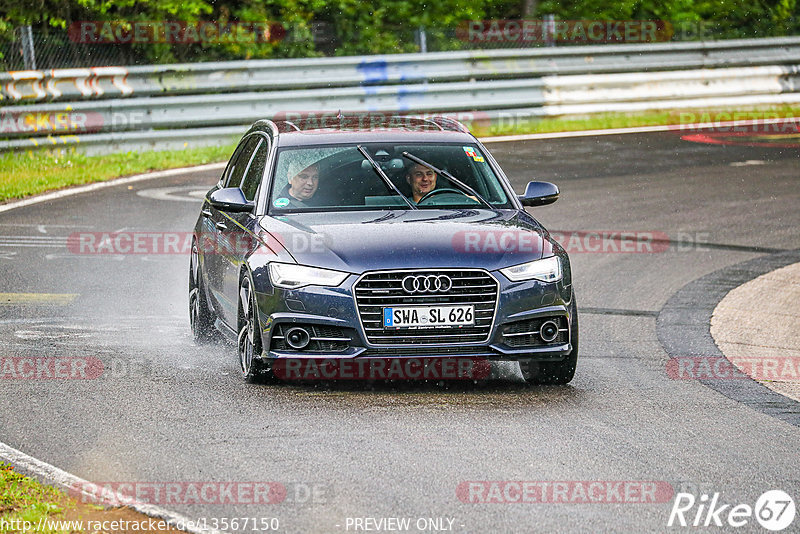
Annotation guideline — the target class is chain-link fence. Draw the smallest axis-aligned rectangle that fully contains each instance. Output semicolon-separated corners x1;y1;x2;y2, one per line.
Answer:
0;27;144;70
2;19;799;70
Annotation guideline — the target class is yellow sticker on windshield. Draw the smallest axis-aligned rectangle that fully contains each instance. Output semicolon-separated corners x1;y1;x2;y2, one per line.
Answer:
463;146;484;162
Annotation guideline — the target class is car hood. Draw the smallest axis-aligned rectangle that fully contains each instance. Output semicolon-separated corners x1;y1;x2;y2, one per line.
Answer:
258;209;554;273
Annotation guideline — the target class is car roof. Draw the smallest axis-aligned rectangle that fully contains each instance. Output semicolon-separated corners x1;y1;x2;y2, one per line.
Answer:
246;116;478;148
275;129;476;148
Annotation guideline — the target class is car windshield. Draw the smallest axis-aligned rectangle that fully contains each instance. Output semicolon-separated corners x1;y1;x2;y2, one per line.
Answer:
268;143;512;212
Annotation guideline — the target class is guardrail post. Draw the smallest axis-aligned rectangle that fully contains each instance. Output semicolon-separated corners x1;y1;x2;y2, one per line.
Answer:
416;26;428;53
20;26;37;70
543;14;555;47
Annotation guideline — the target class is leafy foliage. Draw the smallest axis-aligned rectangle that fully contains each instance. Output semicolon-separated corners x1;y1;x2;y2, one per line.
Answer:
0;0;797;64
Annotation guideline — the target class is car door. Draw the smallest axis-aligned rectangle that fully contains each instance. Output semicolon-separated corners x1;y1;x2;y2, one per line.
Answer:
220;134;272;330
206;135;261;325
200;144;240;320
215;134;268;328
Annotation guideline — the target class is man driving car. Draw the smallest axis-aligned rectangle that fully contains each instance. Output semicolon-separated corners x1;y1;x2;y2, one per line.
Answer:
275;161;321;207
406;162;437;203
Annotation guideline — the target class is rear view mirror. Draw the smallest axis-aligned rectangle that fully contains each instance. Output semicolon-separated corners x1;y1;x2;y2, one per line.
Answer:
519;181;559;207
208;187;254;213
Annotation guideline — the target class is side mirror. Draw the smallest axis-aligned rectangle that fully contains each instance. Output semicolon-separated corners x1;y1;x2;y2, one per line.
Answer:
208;187;254;213
518;181;559;207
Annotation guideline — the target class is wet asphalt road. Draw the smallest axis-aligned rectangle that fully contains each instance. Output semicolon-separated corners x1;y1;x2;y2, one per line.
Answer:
1;130;799;533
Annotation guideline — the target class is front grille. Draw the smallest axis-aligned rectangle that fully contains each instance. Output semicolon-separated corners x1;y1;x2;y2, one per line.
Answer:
354;269;498;346
271;324;350;352
502;316;569;348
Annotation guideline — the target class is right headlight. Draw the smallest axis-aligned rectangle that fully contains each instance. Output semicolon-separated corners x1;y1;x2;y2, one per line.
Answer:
500;256;562;282
268;263;349;289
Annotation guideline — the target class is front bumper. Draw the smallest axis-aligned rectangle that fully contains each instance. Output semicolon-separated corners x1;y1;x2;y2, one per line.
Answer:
255;270;573;363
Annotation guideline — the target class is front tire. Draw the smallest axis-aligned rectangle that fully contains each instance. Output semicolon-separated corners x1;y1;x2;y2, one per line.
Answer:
189;241;216;343
238;275;269;382
520;295;579;385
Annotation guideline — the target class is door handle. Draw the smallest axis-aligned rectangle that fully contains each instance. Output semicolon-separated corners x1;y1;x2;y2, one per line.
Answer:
201;210;212;218
215;221;227;231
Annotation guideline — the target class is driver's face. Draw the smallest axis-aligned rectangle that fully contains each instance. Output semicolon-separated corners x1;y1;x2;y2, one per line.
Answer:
288;164;319;201
406;164;436;202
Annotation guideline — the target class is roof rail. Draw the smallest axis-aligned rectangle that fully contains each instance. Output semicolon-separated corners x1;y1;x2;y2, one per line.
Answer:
430;116;470;133
267;114;472;134
273;120;301;133
250;119;281;140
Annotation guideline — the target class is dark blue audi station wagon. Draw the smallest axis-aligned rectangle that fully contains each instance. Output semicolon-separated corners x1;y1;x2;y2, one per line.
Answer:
189;115;578;384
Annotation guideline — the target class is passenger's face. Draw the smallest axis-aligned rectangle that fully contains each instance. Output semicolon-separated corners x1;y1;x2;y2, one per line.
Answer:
407;164;437;201
288;165;319;201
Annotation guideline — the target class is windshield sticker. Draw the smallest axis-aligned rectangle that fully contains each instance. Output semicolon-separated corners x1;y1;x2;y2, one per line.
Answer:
463;146;484;162
273;197;290;208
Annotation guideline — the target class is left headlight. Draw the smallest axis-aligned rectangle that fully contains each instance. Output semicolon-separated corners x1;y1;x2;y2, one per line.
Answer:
500;256;562;282
268;262;349;289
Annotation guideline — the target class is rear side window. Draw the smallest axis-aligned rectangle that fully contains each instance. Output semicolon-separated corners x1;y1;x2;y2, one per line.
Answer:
226;136;261;189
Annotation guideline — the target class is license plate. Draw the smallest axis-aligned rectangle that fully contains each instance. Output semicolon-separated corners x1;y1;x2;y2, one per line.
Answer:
383;305;475;328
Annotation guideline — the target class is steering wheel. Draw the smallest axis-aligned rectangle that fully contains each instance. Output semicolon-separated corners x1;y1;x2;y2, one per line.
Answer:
417;188;472;205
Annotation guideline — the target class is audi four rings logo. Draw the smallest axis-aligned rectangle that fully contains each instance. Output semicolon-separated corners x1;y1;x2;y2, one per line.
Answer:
402;274;453;293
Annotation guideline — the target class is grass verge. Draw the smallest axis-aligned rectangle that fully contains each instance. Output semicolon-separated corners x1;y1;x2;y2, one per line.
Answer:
0;141;237;203
1;462;66;532
468;104;800;137
0;462;182;533
1;104;798;203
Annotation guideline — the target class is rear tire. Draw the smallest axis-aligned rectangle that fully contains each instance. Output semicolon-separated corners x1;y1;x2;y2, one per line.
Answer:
520;294;579;385
189;241;216;343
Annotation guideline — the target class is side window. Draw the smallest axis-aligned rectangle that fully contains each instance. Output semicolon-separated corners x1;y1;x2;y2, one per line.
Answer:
241;138;270;201
226;136;261;189
220;143;244;186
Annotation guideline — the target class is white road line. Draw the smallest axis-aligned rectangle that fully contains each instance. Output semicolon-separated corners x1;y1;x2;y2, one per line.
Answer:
0;245;65;248
0;162;226;215
0;224;96;228
0;442;227;534
0;238;67;243
0;235;69;240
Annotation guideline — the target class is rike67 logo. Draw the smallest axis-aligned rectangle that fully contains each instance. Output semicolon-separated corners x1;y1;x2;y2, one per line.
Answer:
668;490;796;531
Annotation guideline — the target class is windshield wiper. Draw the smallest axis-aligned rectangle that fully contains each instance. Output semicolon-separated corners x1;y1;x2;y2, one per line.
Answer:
357;145;417;210
401;152;493;208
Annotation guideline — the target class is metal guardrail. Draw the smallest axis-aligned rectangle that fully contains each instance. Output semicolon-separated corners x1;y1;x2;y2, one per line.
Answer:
2;37;800;153
3;37;800;103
